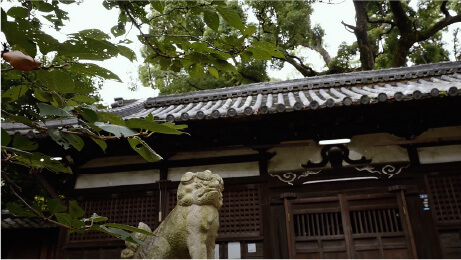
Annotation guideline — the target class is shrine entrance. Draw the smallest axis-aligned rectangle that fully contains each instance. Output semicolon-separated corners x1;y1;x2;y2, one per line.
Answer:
284;192;417;259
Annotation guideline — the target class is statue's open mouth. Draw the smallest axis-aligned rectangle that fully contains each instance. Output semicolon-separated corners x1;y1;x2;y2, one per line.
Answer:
198;188;220;198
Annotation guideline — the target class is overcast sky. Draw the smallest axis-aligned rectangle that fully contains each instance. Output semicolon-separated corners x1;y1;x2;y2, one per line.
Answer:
2;1;459;106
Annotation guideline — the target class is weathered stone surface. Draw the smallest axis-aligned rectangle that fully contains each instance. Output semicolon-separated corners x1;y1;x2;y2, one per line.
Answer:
121;170;224;259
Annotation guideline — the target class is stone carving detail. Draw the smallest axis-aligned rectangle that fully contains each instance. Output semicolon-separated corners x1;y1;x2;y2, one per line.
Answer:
121;170;224;259
270;170;322;185
355;164;410;178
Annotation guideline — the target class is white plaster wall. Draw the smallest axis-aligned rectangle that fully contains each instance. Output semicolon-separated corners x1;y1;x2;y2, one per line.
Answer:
418;145;461;164
80;155;147;168
169;148;257;160
168;162;259;181
415;126;461;140
75;169;160;189
348;133;409;163
268;141;321;172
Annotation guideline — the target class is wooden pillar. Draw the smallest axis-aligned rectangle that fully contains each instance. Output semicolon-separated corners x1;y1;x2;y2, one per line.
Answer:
339;194;355;259
281;192;297;259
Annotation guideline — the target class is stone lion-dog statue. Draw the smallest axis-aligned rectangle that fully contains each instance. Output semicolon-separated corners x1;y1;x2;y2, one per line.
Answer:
121;170;224;259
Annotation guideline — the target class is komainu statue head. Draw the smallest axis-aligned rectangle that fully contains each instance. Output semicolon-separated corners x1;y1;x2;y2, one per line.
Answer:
177;170;224;209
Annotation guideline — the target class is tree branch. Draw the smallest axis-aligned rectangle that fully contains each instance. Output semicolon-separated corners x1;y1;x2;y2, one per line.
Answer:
119;2;180;59
143;34;239;55
341;21;356;33
1;171;74;230
440;0;450;18
1;63;69;72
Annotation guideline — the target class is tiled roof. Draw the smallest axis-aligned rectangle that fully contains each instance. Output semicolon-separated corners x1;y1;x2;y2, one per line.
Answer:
2;62;461;135
108;61;461;122
1;211;57;229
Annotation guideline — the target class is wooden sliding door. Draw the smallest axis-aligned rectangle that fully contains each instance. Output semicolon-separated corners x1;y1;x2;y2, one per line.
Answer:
285;193;416;259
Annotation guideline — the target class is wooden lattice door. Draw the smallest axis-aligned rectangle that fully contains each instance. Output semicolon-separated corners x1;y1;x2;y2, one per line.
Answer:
286;193;416;259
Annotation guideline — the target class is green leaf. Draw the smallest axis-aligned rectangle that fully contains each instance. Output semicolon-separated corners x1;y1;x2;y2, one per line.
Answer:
7;7;29;19
191;42;208;53
189;63;204;78
1;128;11;146
70;63;122;82
6;202;36;218
47;127;70;150
73;29;110;41
55;213;72;226
69;200;84;218
1;114;36;128
244;25;257;37
104;223;155;236
91;138;107;153
94;122;136;138
216;6;244;32
47;199;67;216
210;58;238;73
151;1;165;13
35;2;54;12
97;112;125;125
12;136;38;151
251;41;285;59
208;66;219;79
240;51;252;62
126;118;185;135
82;213;108;223
91;225;144;245
128;136;162;162
117;45;136;62
80;108;99;123
61;133;84;151
247;47;272;60
37;70;75;94
111;24;126;37
37;103;72;117
71;95;96;104
203;9;220;31
2;85;29;103
34;89;53;102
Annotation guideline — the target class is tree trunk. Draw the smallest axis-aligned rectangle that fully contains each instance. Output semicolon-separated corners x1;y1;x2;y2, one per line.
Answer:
353;1;375;70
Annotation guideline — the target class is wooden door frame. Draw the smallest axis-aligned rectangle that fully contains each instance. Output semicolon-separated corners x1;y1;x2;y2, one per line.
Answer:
285;192;418;259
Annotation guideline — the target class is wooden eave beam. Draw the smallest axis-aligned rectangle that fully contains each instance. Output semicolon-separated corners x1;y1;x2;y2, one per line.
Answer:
373;136;461;147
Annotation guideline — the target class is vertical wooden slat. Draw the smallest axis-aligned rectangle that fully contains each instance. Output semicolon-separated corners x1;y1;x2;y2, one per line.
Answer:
378;209;384;233
334;212;340;235
314;213;320;236
358;210;364;233
307;214;312;237
301;214;306;236
372;210;378;233
320;212;325;236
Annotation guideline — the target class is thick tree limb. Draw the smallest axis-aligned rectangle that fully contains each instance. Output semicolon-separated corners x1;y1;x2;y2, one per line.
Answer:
353;1;375;70
284;54;317;77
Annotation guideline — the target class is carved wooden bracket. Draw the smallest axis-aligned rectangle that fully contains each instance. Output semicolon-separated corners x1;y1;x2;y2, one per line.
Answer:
301;144;372;169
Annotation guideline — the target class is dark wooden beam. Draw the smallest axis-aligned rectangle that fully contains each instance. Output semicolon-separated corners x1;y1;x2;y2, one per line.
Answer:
78;153;264;175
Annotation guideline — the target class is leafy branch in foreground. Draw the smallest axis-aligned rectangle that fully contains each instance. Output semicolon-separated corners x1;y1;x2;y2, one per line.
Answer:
3;170;153;244
1;1;187;244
